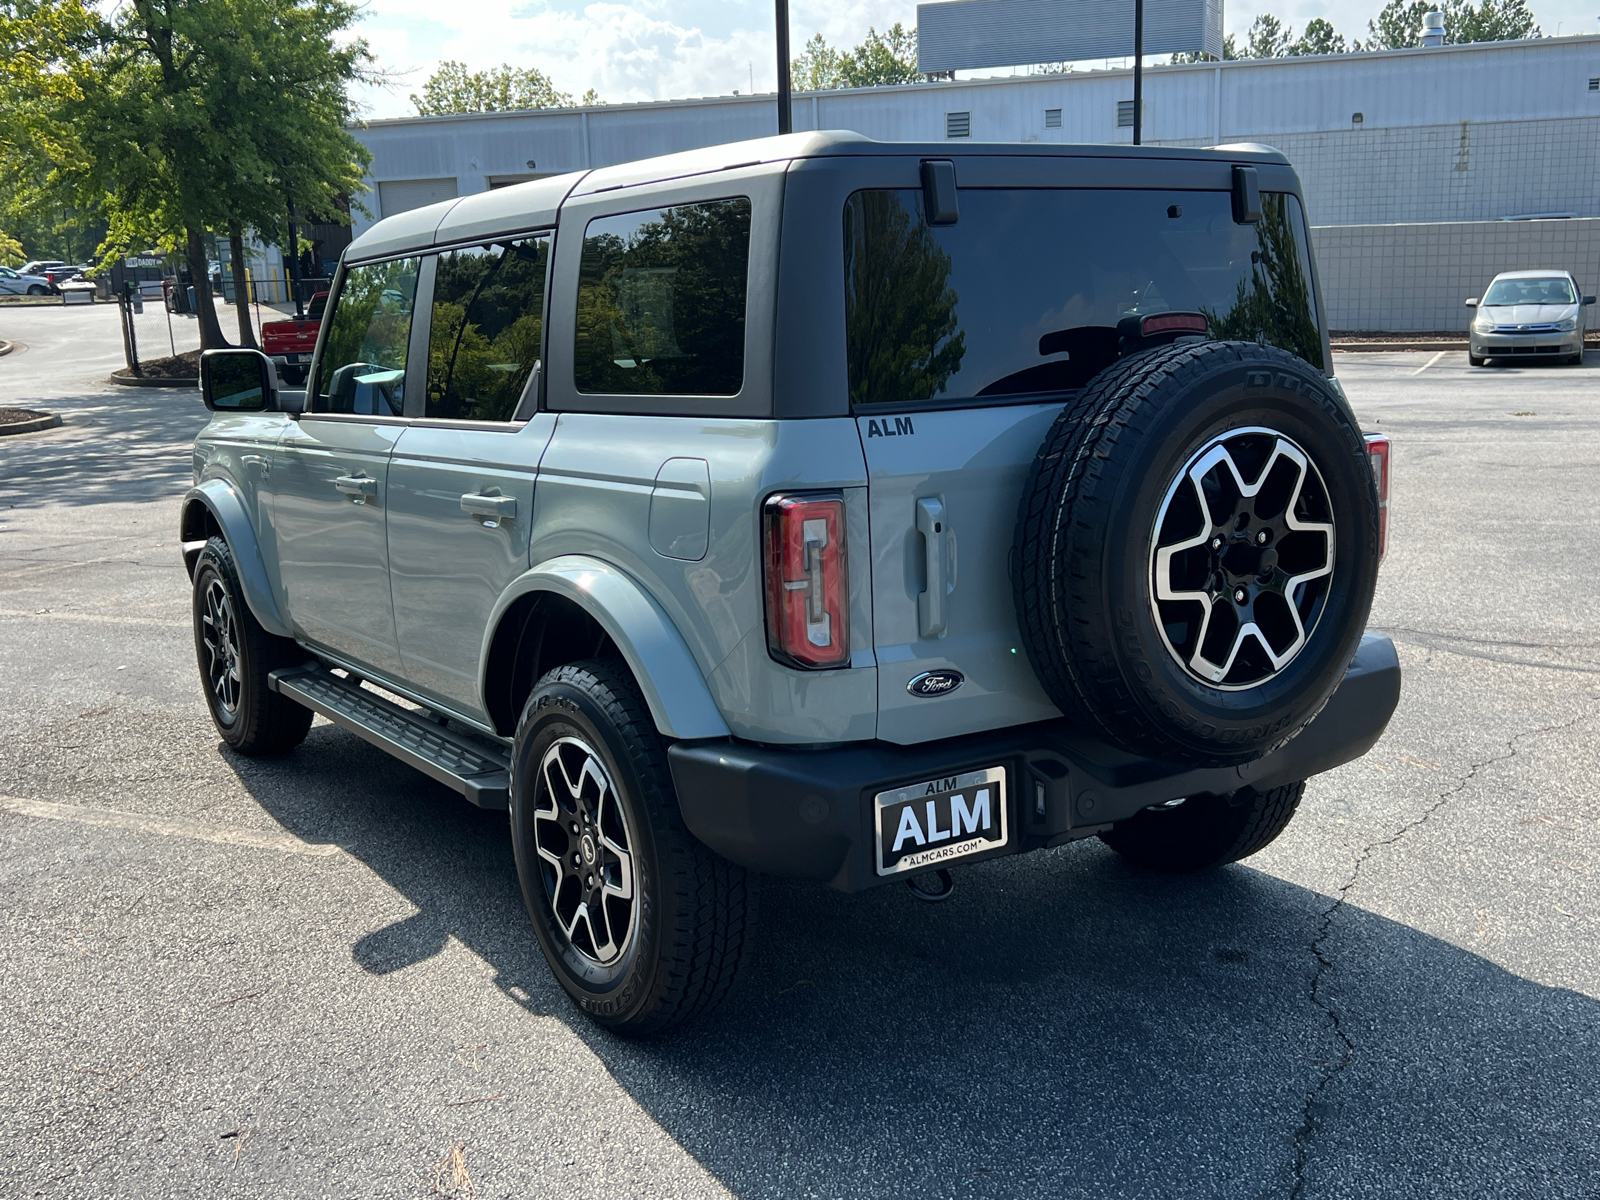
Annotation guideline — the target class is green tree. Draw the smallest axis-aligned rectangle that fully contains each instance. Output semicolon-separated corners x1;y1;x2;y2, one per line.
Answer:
1244;13;1294;56
1289;18;1348;54
792;23;922;90
2;0;373;349
1171;34;1240;62
412;61;580;114
1364;0;1539;47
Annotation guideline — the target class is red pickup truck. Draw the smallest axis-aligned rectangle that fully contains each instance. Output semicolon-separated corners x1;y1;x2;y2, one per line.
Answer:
261;291;327;384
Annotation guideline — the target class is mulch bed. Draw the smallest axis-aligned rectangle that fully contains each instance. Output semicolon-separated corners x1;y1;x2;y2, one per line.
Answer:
112;348;201;381
0;407;47;424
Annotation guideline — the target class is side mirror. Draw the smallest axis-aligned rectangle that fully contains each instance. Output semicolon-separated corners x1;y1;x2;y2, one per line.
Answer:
1464;298;1479;307
1584;296;1596;306
200;348;277;412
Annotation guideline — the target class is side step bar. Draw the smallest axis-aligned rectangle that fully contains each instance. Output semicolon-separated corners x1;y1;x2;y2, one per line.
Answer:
269;665;511;810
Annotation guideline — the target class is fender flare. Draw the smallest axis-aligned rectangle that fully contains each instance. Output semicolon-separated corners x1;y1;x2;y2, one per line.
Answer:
180;481;293;638
485;555;731;741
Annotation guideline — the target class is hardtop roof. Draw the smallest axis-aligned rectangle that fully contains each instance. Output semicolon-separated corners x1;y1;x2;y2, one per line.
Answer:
344;131;1290;263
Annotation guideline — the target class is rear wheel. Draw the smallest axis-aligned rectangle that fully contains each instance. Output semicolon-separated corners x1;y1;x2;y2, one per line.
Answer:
1099;781;1306;872
191;537;313;754
509;660;754;1036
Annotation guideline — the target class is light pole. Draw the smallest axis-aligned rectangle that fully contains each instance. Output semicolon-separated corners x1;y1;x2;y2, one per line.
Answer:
1132;0;1144;145
775;0;792;134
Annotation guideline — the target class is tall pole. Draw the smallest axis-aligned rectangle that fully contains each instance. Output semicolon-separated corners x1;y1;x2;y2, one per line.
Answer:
285;188;305;319
1132;0;1144;145
775;0;792;134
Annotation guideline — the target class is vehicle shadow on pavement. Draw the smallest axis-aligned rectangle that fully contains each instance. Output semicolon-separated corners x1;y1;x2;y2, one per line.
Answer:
231;724;1600;1200
0;387;207;508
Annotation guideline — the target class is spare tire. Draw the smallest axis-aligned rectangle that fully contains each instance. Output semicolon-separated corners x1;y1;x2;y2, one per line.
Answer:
1012;340;1380;767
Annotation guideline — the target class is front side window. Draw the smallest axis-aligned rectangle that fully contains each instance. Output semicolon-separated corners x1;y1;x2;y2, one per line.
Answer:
843;188;1323;406
574;198;751;396
314;257;420;415
426;236;550;421
1482;276;1576;306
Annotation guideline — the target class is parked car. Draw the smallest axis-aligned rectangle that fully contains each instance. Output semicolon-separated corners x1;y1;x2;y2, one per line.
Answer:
19;259;66;277
1466;269;1594;366
259;291;328;384
0;265;55;296
184;133;1398;1035
42;263;87;286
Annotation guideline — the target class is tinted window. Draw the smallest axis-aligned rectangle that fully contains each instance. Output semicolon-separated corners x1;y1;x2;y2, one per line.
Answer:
1482;276;1576;305
574;198;751;396
315;258;420;415
843;189;1323;406
426;236;550;421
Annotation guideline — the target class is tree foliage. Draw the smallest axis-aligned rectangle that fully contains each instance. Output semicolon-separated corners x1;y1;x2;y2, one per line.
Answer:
1363;0;1539;47
412;60;584;114
792;23;922;90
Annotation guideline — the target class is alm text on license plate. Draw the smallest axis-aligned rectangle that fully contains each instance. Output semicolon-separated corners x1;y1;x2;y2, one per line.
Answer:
874;766;1008;877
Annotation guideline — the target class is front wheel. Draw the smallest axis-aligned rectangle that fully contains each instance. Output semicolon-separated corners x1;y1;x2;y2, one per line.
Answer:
191;537;312;755
1098;781;1306;873
1469;353;1486;367
26;284;47;296
510;660;754;1036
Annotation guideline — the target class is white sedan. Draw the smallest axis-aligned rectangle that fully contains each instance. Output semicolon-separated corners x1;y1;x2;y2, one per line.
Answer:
1467;270;1594;366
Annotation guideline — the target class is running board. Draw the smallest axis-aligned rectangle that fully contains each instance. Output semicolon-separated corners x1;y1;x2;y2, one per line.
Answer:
269;665;511;810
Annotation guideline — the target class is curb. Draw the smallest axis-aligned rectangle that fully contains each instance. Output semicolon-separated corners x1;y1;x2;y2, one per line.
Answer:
110;373;196;389
0;411;62;437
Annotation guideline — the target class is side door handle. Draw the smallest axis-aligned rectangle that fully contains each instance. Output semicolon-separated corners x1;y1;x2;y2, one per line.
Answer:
461;491;517;527
916;497;948;639
334;474;377;502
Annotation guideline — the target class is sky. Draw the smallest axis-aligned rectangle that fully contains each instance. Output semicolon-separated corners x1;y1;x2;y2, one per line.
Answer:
350;0;1600;120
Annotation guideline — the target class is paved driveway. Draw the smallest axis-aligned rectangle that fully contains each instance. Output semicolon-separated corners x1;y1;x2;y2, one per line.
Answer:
2;314;1596;1198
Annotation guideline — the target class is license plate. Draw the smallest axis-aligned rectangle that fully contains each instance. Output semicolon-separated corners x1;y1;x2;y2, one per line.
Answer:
874;766;1008;876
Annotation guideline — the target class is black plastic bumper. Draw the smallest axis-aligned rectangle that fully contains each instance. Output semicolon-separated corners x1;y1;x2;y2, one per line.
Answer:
668;633;1401;893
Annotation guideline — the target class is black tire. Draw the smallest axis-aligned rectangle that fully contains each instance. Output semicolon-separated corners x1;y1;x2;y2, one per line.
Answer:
26;284;46;296
509;660;754;1036
1012;340;1380;767
1469;354;1486;367
192;537;313;754
1099;781;1306;873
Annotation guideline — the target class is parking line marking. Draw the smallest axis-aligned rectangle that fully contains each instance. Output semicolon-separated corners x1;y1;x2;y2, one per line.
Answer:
0;796;342;857
1410;351;1447;376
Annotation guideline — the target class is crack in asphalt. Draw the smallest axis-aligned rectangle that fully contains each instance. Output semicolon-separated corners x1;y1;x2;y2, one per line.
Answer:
1287;708;1593;1200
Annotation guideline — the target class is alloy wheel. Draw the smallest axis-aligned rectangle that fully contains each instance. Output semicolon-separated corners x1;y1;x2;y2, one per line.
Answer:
532;737;638;966
1150;427;1335;689
200;578;243;716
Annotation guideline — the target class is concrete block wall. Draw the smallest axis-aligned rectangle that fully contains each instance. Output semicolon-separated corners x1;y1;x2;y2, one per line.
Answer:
1309;217;1600;331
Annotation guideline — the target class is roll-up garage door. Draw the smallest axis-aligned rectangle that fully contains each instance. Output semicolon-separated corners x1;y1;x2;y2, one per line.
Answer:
377;177;459;219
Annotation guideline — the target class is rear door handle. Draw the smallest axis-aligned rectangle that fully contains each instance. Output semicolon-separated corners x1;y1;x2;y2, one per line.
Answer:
334;474;377;501
461;492;517;526
916;497;947;638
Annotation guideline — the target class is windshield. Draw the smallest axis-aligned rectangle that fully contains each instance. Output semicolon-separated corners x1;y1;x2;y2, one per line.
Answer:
844;188;1322;405
1482;276;1576;306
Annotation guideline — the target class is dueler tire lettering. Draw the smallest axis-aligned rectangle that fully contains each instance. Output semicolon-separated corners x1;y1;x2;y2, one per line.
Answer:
1010;340;1380;767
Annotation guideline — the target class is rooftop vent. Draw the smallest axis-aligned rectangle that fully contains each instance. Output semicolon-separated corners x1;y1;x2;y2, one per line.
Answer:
1420;10;1445;46
946;111;971;138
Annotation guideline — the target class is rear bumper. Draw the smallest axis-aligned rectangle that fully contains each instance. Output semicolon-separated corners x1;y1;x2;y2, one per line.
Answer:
669;632;1401;892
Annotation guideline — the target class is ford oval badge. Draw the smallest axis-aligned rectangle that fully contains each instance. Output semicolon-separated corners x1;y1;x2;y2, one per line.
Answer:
907;669;964;698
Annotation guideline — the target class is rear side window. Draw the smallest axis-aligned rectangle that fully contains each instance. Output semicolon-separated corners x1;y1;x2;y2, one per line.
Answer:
314;258;420;415
574;198;751;396
426;235;551;421
843;188;1323;406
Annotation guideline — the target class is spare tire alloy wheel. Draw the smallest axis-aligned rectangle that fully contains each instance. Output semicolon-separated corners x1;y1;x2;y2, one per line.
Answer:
1012;340;1380;767
532;736;638;968
1151;427;1334;689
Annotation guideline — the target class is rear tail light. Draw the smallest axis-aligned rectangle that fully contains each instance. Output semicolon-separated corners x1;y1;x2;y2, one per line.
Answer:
1365;434;1390;561
763;492;850;670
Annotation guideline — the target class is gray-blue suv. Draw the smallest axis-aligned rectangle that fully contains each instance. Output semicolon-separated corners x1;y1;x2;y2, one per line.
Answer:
183;132;1399;1034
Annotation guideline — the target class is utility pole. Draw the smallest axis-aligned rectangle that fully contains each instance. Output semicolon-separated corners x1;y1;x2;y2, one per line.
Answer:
775;0;792;134
1132;0;1144;145
284;163;305;319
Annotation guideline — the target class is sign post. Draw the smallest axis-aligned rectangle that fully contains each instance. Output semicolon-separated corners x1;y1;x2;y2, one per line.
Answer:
1132;0;1143;144
775;0;792;134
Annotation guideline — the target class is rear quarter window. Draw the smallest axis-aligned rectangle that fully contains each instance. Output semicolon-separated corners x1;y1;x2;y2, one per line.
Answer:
573;198;751;396
844;188;1323;406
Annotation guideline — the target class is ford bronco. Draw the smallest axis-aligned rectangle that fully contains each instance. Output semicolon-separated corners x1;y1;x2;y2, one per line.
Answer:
184;132;1399;1035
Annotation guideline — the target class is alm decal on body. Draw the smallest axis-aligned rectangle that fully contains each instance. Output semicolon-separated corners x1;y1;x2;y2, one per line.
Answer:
865;417;915;438
874;766;1007;876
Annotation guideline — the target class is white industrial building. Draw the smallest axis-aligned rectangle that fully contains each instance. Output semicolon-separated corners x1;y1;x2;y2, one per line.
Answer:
352;35;1600;331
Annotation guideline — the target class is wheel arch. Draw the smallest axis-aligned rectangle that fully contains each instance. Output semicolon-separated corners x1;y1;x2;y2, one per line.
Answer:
481;555;731;742
179;482;292;638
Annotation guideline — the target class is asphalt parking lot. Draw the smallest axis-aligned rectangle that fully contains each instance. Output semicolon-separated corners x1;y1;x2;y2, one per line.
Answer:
2;304;1597;1199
